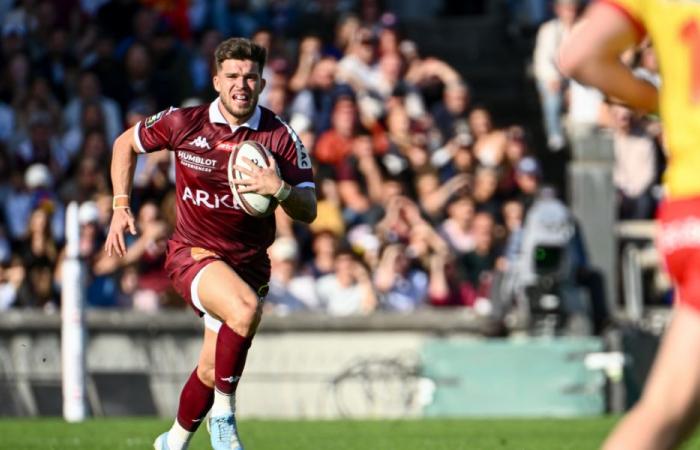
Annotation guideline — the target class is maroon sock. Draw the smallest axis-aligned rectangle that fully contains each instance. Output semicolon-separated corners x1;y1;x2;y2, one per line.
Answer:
214;324;252;395
176;368;214;432
232;337;253;393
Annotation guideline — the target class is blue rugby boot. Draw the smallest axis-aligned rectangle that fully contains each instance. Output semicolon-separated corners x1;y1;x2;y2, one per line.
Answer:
209;413;244;450
153;432;171;450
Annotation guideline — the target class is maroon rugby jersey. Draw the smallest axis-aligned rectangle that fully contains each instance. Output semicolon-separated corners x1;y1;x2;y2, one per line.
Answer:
134;99;314;272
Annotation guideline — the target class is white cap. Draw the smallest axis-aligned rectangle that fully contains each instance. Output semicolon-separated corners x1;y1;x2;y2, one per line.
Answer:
269;236;299;261
24;164;53;189
78;201;100;225
347;224;380;253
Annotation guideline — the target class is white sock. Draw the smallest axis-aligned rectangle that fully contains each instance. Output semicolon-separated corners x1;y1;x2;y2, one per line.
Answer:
166;419;193;450
211;389;235;416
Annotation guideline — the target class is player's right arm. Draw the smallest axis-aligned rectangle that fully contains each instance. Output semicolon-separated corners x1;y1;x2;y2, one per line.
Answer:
104;127;139;257
558;1;658;113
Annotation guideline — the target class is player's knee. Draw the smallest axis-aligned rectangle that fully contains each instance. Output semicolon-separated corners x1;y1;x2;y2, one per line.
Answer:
225;295;258;335
196;365;215;387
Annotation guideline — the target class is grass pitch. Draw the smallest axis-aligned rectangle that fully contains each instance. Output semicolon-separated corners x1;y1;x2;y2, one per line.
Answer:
0;416;697;450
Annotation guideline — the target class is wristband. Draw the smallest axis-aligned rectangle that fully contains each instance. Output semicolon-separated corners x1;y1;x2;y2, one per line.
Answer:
273;181;292;202
112;194;130;209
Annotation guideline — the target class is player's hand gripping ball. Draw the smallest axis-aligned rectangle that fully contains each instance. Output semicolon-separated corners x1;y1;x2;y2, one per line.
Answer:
228;140;280;217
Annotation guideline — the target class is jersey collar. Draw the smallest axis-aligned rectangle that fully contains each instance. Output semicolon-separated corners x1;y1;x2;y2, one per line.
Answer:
208;98;261;131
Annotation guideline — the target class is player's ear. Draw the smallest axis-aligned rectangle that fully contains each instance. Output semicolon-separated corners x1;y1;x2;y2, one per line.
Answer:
259;77;266;92
213;74;221;93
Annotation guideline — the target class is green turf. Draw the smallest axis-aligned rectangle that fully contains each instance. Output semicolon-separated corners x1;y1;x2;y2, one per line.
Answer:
0;417;697;450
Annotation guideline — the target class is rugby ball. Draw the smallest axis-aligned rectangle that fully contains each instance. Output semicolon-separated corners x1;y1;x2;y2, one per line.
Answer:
228;140;279;218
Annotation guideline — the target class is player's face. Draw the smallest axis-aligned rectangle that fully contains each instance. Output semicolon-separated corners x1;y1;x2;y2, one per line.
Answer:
214;58;266;123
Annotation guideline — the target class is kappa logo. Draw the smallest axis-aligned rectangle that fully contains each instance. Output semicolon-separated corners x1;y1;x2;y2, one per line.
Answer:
191;136;211;149
220;375;240;384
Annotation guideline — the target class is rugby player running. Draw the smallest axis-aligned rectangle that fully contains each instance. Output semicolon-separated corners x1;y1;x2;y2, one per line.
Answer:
105;37;316;450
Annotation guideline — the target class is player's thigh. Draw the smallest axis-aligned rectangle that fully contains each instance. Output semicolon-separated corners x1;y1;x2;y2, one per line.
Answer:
641;305;700;412
196;327;218;387
197;260;258;322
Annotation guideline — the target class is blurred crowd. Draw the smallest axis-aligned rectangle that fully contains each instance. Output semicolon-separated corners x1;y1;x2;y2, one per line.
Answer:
534;0;664;219
0;0;662;334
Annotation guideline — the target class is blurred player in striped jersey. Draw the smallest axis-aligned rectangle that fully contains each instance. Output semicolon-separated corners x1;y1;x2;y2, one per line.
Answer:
561;1;700;448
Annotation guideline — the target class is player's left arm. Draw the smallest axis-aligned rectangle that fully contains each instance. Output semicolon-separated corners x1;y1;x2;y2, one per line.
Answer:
559;1;658;113
234;155;317;223
273;179;317;224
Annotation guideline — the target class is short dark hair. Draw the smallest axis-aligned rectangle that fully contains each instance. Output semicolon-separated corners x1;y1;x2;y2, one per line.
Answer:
214;37;267;73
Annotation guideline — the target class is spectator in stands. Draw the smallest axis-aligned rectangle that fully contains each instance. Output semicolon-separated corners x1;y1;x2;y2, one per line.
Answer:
16;254;57;310
498;126;529;199
403;53;462;97
336;130;384;226
474;129;507;169
316;248;378;315
125;201;170;311
499;199;526;269
266;236;319;314
514;156;542;212
0;97;14;145
566;78;608;141
289;55;341;135
300;0;347;52
440;193;477;254
431;132;475;181
468;105;494;143
15;111;69;176
0;257;24;310
336;26;377;94
15;76;64;142
190;29;223;101
4;163;64;243
303;229;339;279
472;166;501;218
314;94;357;170
84;33;125;105
431;81;470;143
74;200;117;308
375;194;414;245
415;170;469;222
308;176;345;236
0;51;31;107
375;13;401;56
533;0;578;151
456;211;499;305
18;204;58;268
289;34;323;94
374;243;429;312
59;156;110;204
611;104;657;219
63;71;123;147
213;0;261;38
120;42;160;109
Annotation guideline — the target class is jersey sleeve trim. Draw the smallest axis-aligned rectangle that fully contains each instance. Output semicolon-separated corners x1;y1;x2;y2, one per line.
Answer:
597;0;646;43
295;181;316;189
133;121;146;154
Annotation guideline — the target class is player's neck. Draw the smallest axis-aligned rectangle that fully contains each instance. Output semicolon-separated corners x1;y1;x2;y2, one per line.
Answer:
218;102;255;127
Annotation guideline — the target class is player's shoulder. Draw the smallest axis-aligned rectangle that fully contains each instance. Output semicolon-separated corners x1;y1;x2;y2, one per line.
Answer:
173;103;211;122
143;104;209;128
258;106;299;138
258;106;287;129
